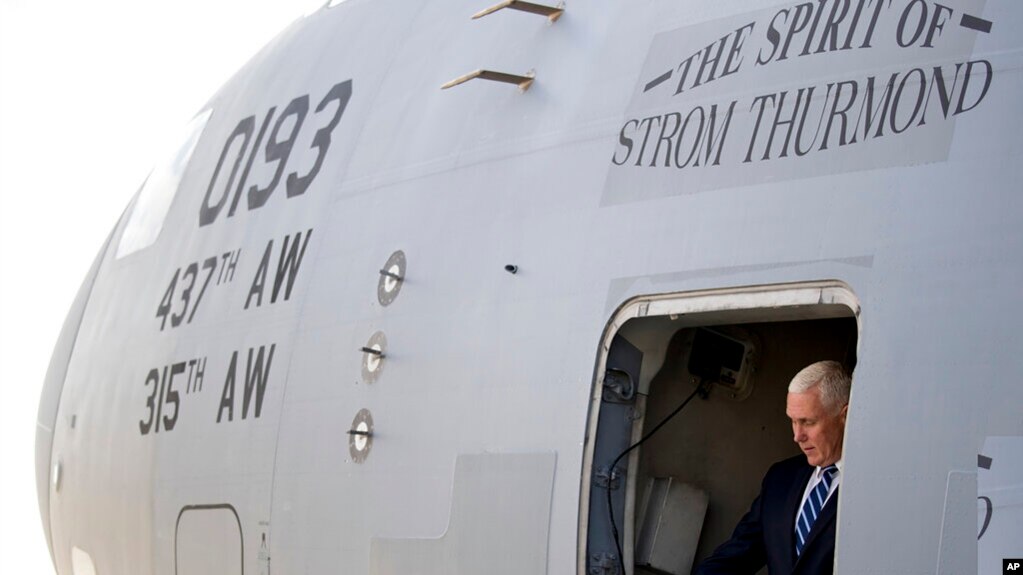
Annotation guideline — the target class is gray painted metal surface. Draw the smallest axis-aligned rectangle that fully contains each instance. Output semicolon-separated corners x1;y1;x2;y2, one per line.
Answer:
36;1;1023;574
370;452;556;574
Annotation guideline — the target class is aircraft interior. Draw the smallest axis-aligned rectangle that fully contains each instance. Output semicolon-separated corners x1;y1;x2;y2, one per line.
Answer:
584;297;858;575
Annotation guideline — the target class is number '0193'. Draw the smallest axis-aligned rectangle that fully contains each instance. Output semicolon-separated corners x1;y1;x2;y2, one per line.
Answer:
199;80;352;227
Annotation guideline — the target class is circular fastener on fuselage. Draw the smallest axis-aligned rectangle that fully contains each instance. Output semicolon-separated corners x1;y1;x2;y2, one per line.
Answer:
348;409;374;463
361;331;388;383
377;250;406;306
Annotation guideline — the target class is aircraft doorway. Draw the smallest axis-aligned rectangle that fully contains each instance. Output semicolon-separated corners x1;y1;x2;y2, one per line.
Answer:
580;282;859;575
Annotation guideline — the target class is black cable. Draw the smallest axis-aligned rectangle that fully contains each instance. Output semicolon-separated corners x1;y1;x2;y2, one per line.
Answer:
606;379;710;575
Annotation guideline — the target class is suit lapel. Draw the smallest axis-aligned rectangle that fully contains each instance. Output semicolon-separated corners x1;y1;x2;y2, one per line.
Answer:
783;464;815;567
794;486;840;568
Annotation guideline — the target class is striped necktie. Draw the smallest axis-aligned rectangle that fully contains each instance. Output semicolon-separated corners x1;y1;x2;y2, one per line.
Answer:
795;464;837;556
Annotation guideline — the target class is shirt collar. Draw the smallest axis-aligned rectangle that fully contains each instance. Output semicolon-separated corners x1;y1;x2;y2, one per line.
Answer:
816;458;843;479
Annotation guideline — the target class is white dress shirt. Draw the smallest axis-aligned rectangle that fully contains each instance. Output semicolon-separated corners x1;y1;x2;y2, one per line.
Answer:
795;458;843;526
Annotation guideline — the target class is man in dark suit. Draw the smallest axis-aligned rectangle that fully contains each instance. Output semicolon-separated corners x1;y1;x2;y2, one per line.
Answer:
695;360;851;575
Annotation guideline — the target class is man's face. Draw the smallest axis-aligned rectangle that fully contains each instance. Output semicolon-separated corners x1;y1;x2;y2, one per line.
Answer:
786;387;848;467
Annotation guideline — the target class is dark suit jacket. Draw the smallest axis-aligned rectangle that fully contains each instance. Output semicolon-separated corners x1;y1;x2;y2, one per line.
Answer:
694;455;838;575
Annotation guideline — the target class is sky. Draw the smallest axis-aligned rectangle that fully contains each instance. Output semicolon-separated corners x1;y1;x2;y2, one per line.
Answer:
0;1;317;571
